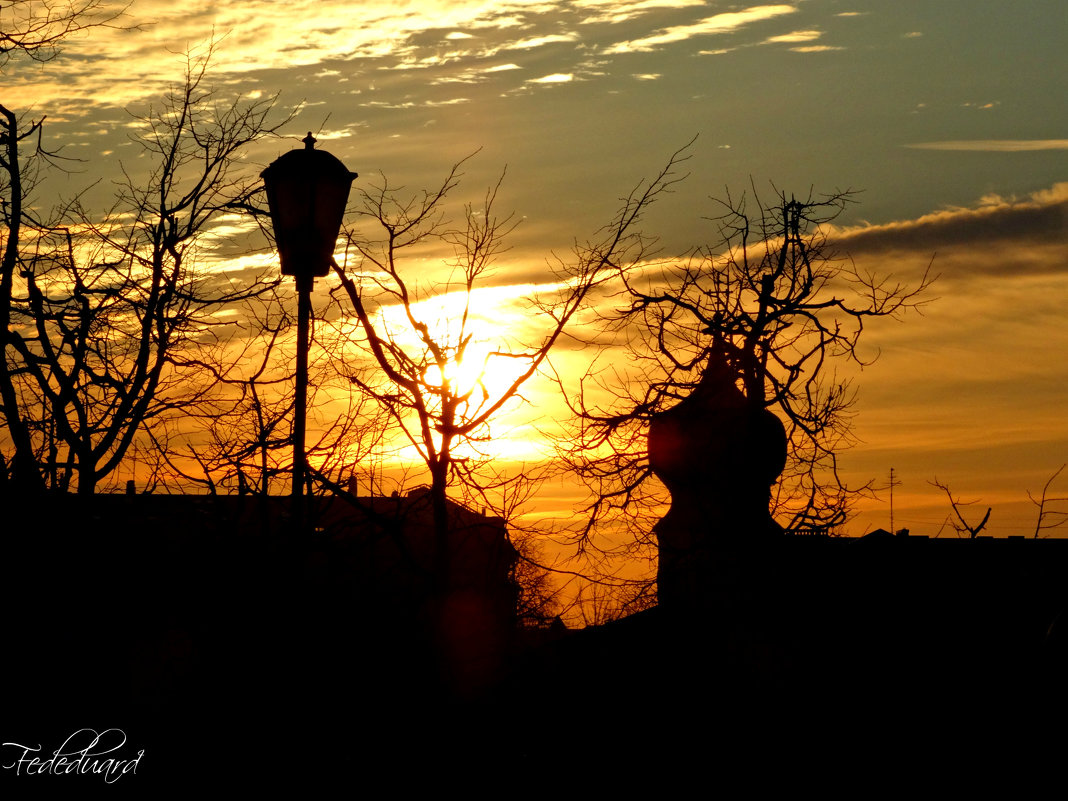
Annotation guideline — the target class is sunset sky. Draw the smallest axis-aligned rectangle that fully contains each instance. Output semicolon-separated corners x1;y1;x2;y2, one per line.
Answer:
5;0;1067;539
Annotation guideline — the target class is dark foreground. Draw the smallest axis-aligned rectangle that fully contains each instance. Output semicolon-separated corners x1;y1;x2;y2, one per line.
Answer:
3;497;1068;790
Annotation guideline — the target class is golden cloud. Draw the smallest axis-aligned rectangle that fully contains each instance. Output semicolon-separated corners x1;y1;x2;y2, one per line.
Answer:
905;140;1068;151
604;4;797;53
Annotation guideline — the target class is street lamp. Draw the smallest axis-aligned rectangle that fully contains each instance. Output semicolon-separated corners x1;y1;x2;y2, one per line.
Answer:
261;133;356;523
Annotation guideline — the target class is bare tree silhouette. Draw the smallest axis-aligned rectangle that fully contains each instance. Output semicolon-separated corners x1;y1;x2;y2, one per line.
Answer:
0;0;127;66
0;49;288;494
162;293;299;495
327;147;689;585
1;0;132;490
931;478;991;538
153;290;390;499
931;468;1068;539
1029;464;1068;539
562;187;933;576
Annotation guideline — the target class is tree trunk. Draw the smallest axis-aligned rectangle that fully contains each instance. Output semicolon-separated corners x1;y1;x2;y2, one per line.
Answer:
0;105;46;495
430;462;450;593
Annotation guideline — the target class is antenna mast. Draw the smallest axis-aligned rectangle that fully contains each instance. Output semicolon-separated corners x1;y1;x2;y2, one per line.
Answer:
889;467;901;533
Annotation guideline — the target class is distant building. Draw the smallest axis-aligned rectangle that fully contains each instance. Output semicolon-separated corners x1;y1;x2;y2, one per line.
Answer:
26;489;521;694
315;485;520;629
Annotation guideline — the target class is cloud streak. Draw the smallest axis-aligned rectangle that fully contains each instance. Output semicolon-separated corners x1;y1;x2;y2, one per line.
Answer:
604;4;797;53
577;0;708;25
810;184;1068;536
834;182;1068;274
905;140;1068;152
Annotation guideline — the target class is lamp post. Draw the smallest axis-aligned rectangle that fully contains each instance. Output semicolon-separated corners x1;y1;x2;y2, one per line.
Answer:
261;133;356;527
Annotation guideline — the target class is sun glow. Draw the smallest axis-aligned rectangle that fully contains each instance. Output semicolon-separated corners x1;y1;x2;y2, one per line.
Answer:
422;343;506;398
368;281;555;400
338;279;567;464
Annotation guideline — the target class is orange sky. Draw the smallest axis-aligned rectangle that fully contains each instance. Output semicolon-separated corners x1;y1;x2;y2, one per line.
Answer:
3;0;1066;548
